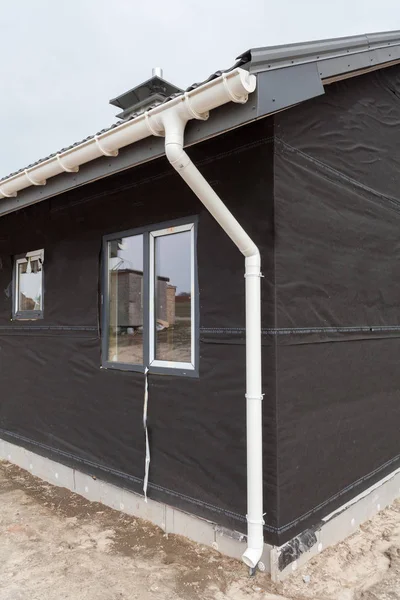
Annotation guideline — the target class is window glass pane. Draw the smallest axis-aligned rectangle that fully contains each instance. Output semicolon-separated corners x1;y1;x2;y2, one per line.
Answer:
155;230;192;363
108;234;144;365
18;258;42;311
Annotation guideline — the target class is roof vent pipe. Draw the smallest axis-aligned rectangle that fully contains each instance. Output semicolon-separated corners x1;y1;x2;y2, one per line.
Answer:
109;67;181;120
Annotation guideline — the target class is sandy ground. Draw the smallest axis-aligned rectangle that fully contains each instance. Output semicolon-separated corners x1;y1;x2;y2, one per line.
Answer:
0;461;400;600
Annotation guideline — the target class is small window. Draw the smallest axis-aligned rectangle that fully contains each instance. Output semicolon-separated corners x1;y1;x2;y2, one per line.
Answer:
103;219;197;376
13;249;44;320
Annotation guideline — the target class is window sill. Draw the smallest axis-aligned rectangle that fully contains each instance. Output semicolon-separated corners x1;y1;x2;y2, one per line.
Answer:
101;360;199;378
12;312;44;321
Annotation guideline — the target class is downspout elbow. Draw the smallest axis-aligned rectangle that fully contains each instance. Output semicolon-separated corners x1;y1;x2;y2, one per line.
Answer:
165;140;190;171
162;109;189;171
245;247;261;267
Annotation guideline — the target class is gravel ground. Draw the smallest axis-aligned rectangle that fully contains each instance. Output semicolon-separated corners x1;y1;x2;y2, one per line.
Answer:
0;460;399;600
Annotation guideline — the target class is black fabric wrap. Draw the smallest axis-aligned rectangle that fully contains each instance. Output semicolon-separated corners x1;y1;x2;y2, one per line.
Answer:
2;64;400;546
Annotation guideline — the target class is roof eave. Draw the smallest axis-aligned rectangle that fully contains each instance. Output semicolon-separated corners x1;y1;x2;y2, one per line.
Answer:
3;30;400;217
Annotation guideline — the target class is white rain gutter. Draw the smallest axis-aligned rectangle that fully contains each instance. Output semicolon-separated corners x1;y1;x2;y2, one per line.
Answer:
0;68;264;569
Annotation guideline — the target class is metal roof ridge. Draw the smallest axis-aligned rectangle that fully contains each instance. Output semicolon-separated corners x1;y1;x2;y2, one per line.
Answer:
239;30;400;74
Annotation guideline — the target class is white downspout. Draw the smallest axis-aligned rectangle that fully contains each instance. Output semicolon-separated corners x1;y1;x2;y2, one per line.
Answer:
159;107;264;570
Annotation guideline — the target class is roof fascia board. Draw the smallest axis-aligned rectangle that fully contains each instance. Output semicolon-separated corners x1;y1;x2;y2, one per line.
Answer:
0;61;328;218
319;45;400;80
0;97;258;218
323;58;400;85
0;62;327;218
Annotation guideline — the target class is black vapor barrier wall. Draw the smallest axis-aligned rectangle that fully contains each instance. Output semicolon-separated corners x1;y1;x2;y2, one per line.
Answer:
273;64;400;544
0;119;279;539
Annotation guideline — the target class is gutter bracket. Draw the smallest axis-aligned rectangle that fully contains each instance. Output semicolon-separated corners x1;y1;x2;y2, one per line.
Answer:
0;186;16;198
56;154;79;173
94;136;119;157
24;169;46;186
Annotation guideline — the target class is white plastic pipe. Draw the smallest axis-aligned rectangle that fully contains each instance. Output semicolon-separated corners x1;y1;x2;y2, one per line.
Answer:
243;254;264;569
0;66;264;568
160;108;264;570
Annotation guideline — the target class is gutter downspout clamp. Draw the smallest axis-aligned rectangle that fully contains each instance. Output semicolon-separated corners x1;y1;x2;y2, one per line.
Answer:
155;71;264;569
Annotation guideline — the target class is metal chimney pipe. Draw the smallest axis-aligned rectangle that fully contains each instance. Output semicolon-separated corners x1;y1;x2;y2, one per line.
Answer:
152;67;163;78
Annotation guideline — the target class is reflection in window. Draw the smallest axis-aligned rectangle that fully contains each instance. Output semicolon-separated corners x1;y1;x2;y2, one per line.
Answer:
154;231;192;363
14;250;44;318
104;220;196;374
107;234;144;365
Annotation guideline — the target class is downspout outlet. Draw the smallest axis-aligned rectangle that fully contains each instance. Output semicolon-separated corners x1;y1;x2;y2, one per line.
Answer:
242;546;264;569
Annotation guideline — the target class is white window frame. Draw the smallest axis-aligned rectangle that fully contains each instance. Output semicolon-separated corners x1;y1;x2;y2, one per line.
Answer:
148;223;195;372
13;249;44;320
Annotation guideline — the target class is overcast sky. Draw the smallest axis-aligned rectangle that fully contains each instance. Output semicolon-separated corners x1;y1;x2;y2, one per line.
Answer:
0;0;399;177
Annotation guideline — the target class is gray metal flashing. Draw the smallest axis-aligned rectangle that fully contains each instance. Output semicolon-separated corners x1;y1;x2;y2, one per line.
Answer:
256;63;324;117
241;30;400;82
